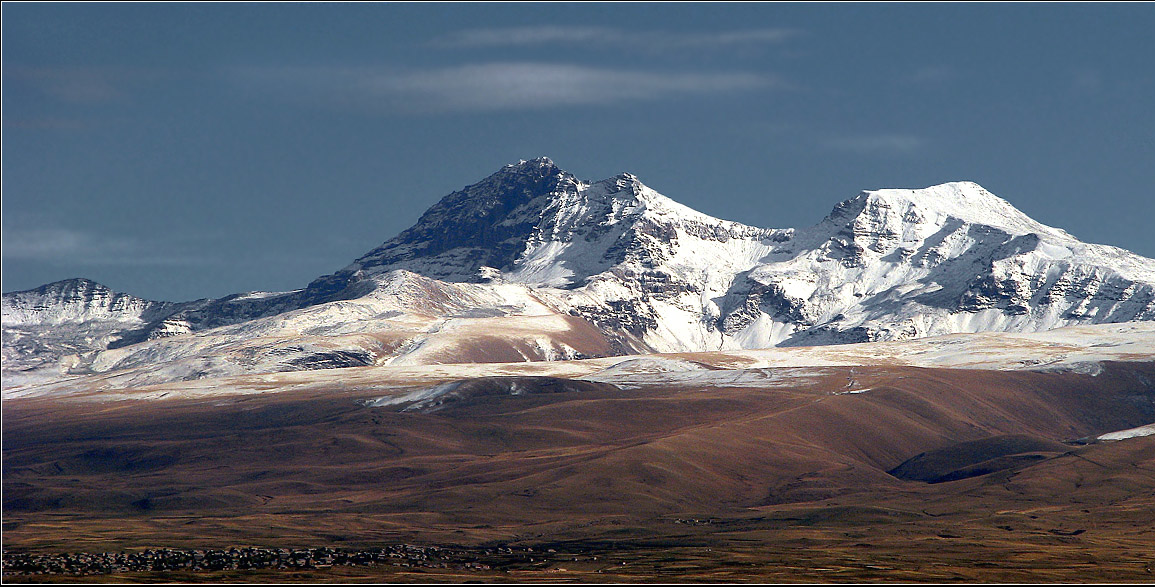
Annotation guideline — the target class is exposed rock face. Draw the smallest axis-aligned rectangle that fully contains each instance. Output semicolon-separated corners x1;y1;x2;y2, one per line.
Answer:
4;159;1155;388
335;158;579;283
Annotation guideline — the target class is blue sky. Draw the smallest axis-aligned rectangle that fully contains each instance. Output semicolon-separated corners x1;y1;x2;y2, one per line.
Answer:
3;3;1153;301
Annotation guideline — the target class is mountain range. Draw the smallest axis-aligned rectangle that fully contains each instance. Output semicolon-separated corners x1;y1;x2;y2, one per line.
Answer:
6;159;1155;582
4;157;1154;391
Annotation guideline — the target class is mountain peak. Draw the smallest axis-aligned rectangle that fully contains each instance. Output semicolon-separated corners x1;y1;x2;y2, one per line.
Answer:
588;171;643;197
2;276;170;328
11;277;110;297
826;181;1068;242
304;158;765;290
864;181;1013;215
502;156;560;175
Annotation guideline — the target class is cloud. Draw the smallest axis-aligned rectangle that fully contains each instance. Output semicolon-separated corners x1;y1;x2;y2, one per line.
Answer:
430;26;801;50
430;26;618;48
1;226;208;266
3;66;153;104
238;62;785;113
822;135;927;155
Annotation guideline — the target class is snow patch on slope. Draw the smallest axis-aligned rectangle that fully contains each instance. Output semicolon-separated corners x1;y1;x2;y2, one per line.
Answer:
1097;423;1155;441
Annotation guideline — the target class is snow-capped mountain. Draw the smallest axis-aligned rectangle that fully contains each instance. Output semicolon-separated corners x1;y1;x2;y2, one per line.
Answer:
4;158;1154;389
316;157;779;288
2;279;184;385
717;182;1155;346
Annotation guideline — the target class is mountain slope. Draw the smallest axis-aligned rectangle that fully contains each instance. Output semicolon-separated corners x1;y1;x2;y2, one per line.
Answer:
4;158;1154;390
306;157;783;291
718;182;1155;347
2;279;191;387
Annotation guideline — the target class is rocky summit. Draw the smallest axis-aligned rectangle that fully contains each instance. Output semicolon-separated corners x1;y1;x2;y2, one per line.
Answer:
4;158;1155;390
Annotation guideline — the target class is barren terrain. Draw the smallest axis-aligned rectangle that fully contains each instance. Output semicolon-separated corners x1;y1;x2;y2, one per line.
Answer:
5;359;1154;582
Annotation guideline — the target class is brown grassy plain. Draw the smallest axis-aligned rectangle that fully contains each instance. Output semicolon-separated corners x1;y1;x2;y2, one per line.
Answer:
4;362;1154;582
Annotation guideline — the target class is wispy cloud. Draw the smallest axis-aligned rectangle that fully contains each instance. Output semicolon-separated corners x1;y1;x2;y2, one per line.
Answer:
237;62;785;113
822;134;927;156
431;26;802;50
2;66;165;104
1;226;208;266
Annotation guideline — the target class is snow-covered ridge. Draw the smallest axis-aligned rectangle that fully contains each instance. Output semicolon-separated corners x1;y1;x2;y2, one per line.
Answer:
2;278;171;326
4;158;1155;390
849;182;1070;240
